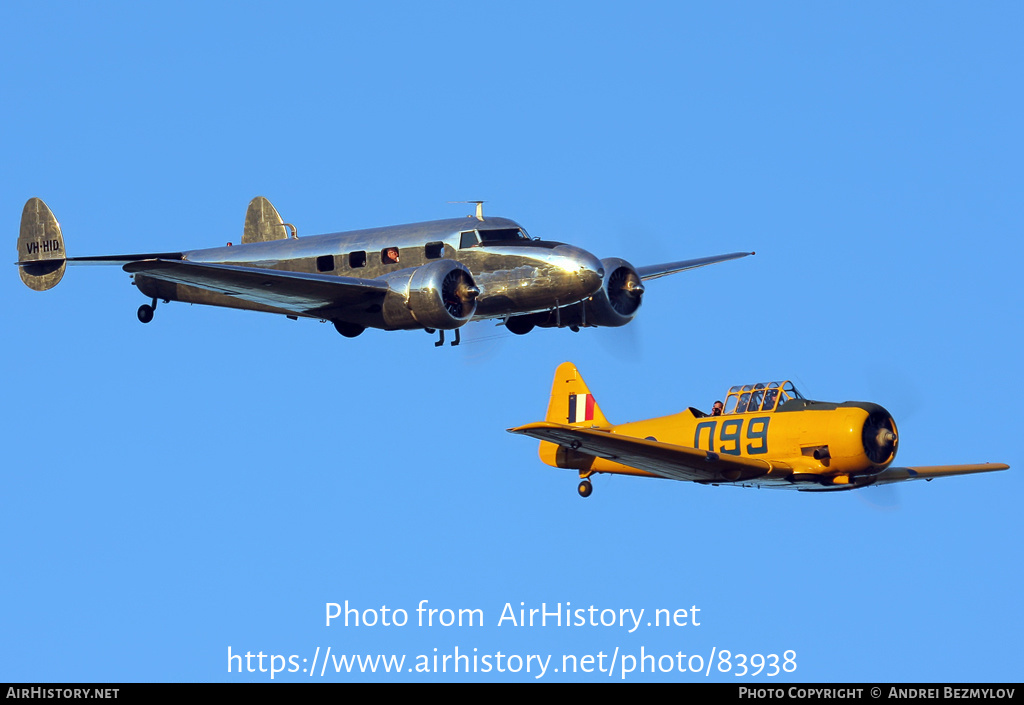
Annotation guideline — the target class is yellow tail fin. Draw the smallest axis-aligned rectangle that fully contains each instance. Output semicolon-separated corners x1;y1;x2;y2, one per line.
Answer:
544;362;610;427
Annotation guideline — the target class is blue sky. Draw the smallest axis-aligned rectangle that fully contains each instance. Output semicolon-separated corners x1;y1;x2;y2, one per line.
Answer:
2;2;1021;683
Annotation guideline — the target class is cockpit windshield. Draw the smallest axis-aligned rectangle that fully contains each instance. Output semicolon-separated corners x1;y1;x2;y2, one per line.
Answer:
723;381;804;414
478;227;531;242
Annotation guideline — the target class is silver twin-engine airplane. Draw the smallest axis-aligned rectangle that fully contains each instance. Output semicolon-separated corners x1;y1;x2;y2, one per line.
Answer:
17;197;753;345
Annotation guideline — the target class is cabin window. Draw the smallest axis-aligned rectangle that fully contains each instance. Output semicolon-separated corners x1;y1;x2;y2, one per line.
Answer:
316;255;335;272
425;242;444;259
381;247;400;264
349;251;367;268
459;230;480;249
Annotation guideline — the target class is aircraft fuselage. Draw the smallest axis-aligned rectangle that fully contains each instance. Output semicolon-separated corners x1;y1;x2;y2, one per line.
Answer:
543;400;898;488
19;197;754;340
134;216;604;329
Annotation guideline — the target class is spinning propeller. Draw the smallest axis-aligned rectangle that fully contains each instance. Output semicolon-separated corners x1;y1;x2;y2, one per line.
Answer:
607;267;644;316
441;269;480;318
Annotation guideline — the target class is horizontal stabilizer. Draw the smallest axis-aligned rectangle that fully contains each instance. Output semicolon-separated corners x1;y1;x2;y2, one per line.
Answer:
17;197;66;291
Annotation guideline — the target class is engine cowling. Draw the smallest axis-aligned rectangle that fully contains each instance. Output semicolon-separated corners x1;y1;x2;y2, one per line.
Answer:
506;258;645;333
382;259;480;330
583;258;644;327
860;408;898;467
811;402;899;475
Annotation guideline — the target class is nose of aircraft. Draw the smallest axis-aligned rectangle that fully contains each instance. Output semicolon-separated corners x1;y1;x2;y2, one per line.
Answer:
863;409;898;465
553;244;604;297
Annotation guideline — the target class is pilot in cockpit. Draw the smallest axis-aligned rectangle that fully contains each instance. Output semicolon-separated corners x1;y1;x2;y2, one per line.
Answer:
735;392;751;414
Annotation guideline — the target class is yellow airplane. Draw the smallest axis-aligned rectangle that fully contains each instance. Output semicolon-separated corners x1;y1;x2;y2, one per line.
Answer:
509;362;1008;497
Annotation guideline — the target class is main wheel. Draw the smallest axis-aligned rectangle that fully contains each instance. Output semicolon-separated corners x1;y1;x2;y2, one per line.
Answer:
137;304;154;324
505;317;535;335
333;321;365;338
577;480;593;498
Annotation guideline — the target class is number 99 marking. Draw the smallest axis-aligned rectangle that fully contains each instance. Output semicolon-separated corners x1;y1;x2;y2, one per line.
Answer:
694;417;771;456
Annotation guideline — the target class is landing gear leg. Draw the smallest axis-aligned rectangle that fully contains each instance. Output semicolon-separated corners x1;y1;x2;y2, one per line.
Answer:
137;297;157;324
433;329;462;347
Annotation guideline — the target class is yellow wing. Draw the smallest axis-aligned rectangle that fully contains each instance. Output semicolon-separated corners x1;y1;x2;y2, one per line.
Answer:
508;421;781;483
870;463;1008;485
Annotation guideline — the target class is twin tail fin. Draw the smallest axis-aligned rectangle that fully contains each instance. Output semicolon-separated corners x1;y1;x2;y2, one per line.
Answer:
17;197;66;291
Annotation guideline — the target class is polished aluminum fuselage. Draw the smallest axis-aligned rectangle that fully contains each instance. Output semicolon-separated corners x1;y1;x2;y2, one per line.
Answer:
134;216;605;328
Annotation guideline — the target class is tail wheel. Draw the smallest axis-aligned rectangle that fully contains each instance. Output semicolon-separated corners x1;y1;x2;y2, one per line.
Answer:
577;480;593;498
137;304;154;324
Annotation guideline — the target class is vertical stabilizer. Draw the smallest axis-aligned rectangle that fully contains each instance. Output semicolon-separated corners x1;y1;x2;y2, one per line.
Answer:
18;197;66;291
545;362;610;427
242;196;289;243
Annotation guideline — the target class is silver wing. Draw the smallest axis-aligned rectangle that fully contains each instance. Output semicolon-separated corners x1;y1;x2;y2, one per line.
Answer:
123;259;389;318
637;251;754;281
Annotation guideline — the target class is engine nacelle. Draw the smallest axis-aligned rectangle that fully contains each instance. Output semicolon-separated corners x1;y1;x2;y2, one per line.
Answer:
857;406;899;469
804;402;899;475
582;258;645;327
506;258;645;333
381;259;480;330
